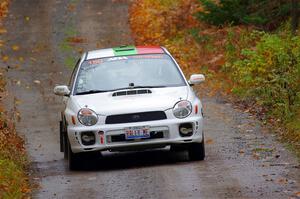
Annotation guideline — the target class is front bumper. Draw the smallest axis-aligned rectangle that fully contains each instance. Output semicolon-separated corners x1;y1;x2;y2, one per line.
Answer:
67;115;203;153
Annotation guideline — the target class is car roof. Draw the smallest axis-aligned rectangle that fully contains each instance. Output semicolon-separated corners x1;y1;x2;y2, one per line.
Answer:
85;46;165;60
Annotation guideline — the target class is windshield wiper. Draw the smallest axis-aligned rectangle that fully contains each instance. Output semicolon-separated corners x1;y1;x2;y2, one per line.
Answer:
76;90;110;95
111;85;166;91
76;86;166;95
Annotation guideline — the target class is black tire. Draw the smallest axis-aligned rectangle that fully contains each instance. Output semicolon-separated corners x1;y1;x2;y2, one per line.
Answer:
85;151;102;159
61;117;68;160
59;121;64;152
67;138;81;170
188;141;205;161
170;145;186;152
63;133;68;159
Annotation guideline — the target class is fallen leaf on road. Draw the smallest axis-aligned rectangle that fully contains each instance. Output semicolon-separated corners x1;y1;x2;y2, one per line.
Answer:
276;178;288;185
0;40;4;47
15;100;22;105
30;57;37;62
295;192;300;197
34;80;41;84
67;4;75;11
66;37;86;43
252;152;260;160
19;57;24;62
0;27;7;34
2;55;9;62
205;138;214;144
12;45;20;51
25;16;30;21
239;149;245;154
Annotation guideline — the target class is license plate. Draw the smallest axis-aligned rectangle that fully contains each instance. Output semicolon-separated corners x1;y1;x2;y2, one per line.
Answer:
125;127;150;140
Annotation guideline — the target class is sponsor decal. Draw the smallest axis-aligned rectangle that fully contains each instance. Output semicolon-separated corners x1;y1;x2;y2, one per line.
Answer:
107;56;129;62
88;59;103;65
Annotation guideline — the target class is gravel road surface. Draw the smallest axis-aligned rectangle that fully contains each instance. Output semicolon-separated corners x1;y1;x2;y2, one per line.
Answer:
2;0;300;198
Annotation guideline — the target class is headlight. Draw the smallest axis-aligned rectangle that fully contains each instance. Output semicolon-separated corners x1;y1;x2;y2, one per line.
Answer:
173;100;192;119
77;108;98;126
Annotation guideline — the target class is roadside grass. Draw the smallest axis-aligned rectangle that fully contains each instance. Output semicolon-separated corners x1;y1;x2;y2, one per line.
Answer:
0;0;31;197
129;0;300;157
0;72;31;198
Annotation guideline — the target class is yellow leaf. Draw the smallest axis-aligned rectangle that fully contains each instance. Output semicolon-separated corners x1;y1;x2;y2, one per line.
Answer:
2;55;9;62
19;57;24;62
12;45;20;51
0;40;4;48
25;16;30;21
15;100;22;105
0;28;7;34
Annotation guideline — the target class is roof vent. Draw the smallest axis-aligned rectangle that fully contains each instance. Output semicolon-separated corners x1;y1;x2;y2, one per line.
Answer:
112;89;152;97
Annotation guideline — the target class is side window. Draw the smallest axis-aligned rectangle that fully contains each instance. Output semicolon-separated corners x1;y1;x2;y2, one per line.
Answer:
68;59;81;90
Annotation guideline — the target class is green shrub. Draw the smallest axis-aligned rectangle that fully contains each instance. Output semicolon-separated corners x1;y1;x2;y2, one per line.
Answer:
197;0;291;29
226;31;300;124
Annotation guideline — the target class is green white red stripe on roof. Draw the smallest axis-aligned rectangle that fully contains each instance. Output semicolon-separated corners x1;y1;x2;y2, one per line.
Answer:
86;46;164;60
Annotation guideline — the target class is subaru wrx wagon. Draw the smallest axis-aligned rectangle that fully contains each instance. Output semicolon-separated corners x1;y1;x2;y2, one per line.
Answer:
54;46;206;170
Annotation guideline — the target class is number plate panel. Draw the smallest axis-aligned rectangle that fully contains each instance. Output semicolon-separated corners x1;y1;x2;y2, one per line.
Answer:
125;127;150;140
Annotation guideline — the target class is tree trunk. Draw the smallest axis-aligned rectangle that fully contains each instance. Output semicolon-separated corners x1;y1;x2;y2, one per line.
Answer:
291;0;299;35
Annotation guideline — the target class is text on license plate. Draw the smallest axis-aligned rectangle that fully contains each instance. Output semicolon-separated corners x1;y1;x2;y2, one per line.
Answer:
125;127;150;140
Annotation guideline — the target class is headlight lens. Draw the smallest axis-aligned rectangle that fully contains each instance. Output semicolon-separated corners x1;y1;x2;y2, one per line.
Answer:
173;100;192;119
77;108;98;126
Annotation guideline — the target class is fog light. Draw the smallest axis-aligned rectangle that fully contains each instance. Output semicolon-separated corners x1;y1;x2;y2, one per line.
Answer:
179;123;193;137
81;131;95;146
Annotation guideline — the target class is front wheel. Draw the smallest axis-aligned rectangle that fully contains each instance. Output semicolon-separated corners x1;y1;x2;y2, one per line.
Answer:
63;134;68;159
67;139;82;170
188;141;205;161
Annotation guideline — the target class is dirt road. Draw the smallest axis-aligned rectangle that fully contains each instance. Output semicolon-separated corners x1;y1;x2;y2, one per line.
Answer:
2;0;300;198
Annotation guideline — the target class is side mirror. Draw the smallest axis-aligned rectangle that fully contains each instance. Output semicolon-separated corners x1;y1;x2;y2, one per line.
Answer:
188;74;205;85
54;85;70;96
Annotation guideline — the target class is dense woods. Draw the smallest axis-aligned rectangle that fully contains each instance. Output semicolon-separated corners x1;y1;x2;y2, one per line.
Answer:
198;0;292;30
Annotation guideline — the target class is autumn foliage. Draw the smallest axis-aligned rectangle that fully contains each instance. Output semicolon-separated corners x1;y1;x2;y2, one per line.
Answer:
129;0;247;91
0;0;31;197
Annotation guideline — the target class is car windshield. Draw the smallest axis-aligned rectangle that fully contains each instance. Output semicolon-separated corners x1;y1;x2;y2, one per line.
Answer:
74;54;186;95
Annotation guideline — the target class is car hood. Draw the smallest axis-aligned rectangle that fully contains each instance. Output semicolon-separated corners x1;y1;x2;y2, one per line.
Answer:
72;86;189;115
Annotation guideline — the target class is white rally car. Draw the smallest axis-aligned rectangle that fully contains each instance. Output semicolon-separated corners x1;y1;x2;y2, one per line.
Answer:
54;46;205;170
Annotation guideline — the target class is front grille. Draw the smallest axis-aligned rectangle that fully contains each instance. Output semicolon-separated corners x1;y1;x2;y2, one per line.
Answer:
110;131;164;143
105;111;167;124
